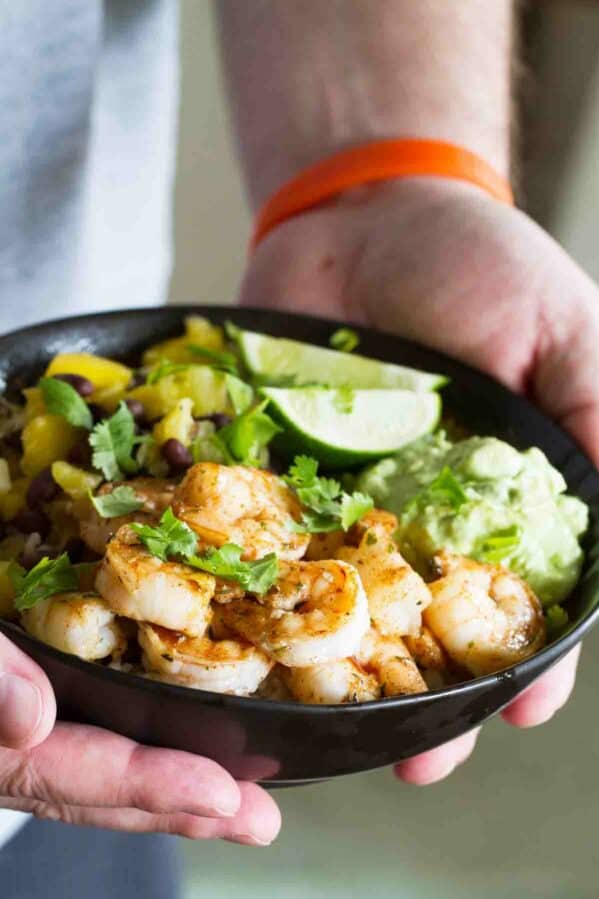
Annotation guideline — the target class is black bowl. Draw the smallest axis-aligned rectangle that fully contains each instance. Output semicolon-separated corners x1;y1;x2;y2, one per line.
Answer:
1;306;599;787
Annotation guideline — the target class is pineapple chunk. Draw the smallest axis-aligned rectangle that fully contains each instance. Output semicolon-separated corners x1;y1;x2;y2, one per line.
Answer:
21;415;78;477
142;316;224;365
153;398;194;447
0;459;11;495
0;477;29;521
127;366;230;420
23;387;46;422
51;461;102;499
45;353;132;406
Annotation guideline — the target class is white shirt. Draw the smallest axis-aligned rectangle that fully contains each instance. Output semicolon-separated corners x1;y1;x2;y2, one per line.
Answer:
0;0;178;845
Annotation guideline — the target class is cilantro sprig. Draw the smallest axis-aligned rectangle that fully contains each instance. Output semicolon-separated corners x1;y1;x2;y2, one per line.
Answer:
212;400;282;467
89;402;142;481
329;327;359;353
39;377;93;430
187;544;278;594
90;485;144;519
146;360;190;385
186;344;240;375
473;524;521;564
130;508;198;562
130;507;278;593
284;455;373;533
408;466;468;513
9;554;79;611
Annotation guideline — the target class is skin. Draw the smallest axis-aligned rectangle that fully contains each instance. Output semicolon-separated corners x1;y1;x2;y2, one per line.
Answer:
219;0;592;785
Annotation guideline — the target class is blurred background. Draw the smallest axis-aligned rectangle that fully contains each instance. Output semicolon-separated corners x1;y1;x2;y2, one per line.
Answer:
172;3;599;897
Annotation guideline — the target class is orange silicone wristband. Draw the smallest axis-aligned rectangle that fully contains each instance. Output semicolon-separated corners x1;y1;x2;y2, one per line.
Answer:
250;139;513;251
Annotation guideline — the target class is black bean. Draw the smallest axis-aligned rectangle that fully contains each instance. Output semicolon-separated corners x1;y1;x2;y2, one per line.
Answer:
54;372;95;397
67;439;93;468
87;403;106;423
12;506;51;538
63;537;86;563
124;398;147;425
160;438;193;472
202;413;232;430
26;467;60;508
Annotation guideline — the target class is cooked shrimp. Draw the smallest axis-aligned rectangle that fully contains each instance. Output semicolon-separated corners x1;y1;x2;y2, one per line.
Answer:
95;525;214;636
22;592;126;661
356;628;428;697
309;510;431;637
77;477;176;555
172;462;309;560
424;551;546;676
220;559;370;667
139;623;273;696
404;626;454;690
282;658;380;704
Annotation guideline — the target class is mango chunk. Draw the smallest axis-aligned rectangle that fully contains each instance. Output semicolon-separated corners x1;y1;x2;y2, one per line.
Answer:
127;366;230;420
142;316;224;366
153;398;194;447
21;415;78;477
45;353;132;406
51;461;102;499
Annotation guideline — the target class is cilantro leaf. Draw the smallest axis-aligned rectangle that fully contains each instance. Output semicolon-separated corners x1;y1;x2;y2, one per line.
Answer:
146;360;190;385
9;554;78;611
410;466;468;512
186;344;239;375
473;524;521;563
39;377;93;430
89;403;140;481
188;544;279;594
90;485;145;518
341;491;374;530
332;385;355;414
329;327;359;353
130;507;198;562
284;455;373;533
216;400;282;466
225;373;254;415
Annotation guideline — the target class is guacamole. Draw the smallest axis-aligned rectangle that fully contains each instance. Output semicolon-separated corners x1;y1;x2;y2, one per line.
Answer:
356;433;588;607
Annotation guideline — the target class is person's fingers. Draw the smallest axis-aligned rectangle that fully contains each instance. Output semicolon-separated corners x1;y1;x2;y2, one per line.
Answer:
394;728;481;786
0;782;281;846
0;722;241;818
501;646;580;728
0;631;56;750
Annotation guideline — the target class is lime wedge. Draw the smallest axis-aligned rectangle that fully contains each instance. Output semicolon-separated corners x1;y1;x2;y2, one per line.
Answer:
236;329;447;391
262;387;441;467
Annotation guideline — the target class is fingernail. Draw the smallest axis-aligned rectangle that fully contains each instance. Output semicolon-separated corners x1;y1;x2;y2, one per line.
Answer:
211;803;240;818
0;673;43;747
228;833;272;848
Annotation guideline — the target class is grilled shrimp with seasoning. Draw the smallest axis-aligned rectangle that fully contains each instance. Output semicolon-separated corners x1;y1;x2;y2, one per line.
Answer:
95;525;214;637
282;657;380;704
172;462;309;560
309;510;432;636
21;592;126;660
424;551;546;676
356;627;428;697
220;559;370;667
139;622;273;695
76;477;176;555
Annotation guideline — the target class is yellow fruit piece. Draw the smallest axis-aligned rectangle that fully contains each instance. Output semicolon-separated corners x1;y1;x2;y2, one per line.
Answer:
45;353;132;404
142;316;224;365
0;459;11;495
51;461;102;499
23;387;46;422
153;398;194;447
21;414;78;477
127;366;230;420
0;561;16;620
0;477;29;521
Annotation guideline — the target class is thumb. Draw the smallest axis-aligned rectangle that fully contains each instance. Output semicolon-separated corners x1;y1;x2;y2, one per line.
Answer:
0;631;56;749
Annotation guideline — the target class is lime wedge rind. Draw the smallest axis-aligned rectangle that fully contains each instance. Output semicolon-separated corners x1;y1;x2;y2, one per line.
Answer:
237;329;447;392
261;387;441;468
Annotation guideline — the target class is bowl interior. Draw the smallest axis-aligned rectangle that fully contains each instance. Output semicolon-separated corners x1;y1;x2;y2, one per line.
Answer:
2;304;599;700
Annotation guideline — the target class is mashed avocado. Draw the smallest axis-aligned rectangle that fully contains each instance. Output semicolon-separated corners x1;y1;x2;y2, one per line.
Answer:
356;433;588;607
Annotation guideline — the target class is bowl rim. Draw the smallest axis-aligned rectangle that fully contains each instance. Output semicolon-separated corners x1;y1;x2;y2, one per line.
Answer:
2;303;598;714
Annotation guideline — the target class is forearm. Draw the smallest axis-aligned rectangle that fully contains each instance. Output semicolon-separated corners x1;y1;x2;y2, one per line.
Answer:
217;0;514;211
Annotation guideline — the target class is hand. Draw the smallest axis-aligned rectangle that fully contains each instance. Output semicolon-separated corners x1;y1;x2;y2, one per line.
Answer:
240;176;597;783
0;632;280;845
